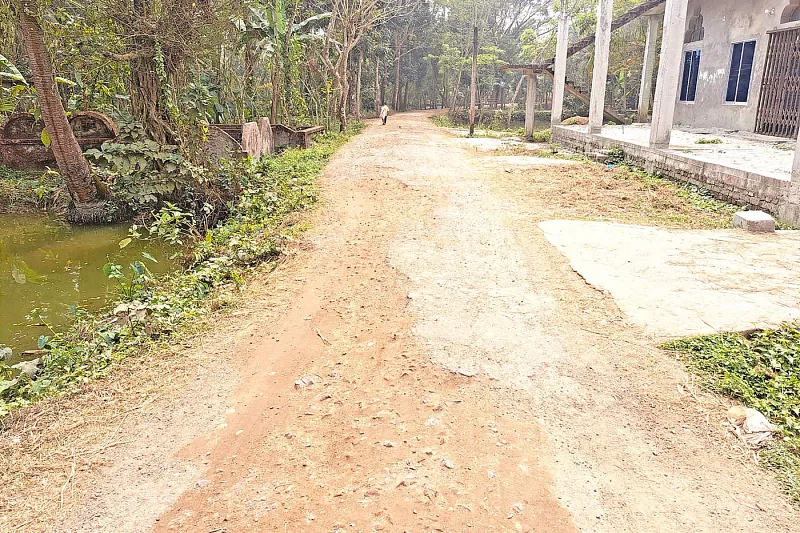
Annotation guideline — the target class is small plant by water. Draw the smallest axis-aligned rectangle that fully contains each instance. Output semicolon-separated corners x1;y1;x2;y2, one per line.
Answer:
663;324;800;501
0;166;66;213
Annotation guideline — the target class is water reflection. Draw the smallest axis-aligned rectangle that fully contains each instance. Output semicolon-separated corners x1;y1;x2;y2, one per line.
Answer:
0;214;175;357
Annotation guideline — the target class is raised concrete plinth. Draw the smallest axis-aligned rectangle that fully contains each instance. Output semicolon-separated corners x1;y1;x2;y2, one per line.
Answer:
734;211;776;233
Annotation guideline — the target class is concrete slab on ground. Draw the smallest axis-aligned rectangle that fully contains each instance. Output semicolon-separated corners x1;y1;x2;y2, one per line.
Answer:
540;220;800;338
734;211;776;233
447;129;546;152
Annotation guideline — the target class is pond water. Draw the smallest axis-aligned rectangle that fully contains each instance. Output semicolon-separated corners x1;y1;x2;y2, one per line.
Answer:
0;214;176;361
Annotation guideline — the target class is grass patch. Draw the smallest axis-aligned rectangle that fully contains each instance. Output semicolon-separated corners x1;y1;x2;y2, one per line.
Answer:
695;137;723;145
0;166;67;214
429;109;551;137
608;166;739;226
529;129;551;143
662;324;800;501
430;114;454;128
0;125;362;415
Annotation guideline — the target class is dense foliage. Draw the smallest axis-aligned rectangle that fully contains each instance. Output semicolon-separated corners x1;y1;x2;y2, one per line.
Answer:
1;1;659;222
1;0;654;134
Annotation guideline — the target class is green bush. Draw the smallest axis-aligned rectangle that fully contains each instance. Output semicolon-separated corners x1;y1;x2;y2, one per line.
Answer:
529;129;551;143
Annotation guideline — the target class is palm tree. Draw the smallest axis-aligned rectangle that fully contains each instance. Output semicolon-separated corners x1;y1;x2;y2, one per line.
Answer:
17;0;106;223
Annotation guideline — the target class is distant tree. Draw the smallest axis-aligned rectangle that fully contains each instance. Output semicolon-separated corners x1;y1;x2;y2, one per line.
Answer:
321;0;418;131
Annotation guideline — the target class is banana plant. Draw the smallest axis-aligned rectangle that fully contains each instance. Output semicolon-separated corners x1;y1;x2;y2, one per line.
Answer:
0;53;29;113
232;0;330;122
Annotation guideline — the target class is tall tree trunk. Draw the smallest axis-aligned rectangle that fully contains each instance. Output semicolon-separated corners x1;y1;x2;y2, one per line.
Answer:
338;72;349;132
508;75;523;127
355;50;363;121
270;65;281;124
380;68;386;113
469;25;478;135
430;59;439;110
392;32;402;110
441;72;447;109
243;39;256;97
18;1;105;222
129;0;173;144
129;54;171;143
451;67;462;112
374;57;381;116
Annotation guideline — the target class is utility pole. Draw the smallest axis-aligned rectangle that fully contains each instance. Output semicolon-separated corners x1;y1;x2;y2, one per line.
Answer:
469;25;478;136
356;50;363;122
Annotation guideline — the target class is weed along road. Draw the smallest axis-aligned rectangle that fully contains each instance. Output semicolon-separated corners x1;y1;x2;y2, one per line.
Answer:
13;112;799;532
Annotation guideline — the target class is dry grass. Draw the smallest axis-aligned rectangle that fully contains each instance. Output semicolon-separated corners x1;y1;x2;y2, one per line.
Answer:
494;156;739;229
0;319;212;530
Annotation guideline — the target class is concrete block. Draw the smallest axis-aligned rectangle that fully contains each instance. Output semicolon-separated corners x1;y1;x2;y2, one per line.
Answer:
733;211;776;233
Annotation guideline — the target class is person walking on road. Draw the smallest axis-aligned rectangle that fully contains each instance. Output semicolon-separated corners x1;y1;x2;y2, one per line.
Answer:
380;104;390;125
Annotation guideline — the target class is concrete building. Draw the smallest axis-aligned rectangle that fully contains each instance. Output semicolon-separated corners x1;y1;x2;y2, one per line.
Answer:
547;0;800;227
672;0;800;136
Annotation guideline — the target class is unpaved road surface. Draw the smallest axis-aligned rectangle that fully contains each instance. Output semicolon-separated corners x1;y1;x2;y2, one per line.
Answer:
44;112;799;531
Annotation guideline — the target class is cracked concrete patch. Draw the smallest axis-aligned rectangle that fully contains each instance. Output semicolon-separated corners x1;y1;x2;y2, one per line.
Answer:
540;220;800;338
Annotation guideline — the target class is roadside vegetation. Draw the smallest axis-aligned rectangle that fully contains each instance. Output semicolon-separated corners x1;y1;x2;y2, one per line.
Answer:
431;110;553;142
663;325;800;502
490;152;740;229
695;137;723;145
0;166;66;213
0;126;361;415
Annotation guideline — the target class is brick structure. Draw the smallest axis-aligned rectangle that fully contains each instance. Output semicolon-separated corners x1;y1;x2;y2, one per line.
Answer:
0;112;119;170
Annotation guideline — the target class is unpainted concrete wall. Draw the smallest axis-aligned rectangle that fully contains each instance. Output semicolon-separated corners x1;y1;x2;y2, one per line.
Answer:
552;126;800;227
673;0;788;132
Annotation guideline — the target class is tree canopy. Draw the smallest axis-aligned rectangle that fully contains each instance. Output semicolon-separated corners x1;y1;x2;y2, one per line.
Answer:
1;0;654;220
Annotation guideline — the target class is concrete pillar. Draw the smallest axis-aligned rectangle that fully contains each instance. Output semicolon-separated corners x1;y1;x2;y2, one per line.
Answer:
649;0;689;149
588;0;614;134
525;71;537;137
782;132;800;226
637;15;661;122
551;16;570;126
794;131;800;181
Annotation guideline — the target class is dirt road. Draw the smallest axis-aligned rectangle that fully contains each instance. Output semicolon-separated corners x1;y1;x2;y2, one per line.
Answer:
56;112;798;531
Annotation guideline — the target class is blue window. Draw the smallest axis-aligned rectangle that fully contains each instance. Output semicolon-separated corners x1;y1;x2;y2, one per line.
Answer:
680;50;701;102
726;41;756;103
